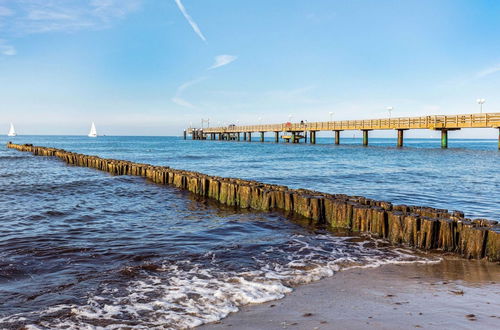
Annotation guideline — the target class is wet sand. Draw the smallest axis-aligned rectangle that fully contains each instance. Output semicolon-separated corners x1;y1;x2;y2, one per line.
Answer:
202;258;500;329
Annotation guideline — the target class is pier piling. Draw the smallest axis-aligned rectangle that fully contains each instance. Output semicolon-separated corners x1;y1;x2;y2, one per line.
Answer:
397;129;405;147
441;130;448;148
334;130;341;145
248;132;252;142
310;131;317;144
183;130;187;140
274;131;279;143
362;130;370;146
260;132;265;142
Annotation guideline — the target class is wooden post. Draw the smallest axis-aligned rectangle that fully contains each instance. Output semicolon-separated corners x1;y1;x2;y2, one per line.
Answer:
310;131;316;144
274;131;279;143
441;129;448;148
248;132;252;142
304;131;308;143
498;128;500;150
237;132;241;141
218;133;222;141
362;130;369;146
243;132;247;141
260;132;265;142
292;131;297;143
334;130;341;145
397;129;404;147
183;130;187;140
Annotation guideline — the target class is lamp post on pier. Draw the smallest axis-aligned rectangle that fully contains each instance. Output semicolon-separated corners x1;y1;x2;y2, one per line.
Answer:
387;106;393;118
476;99;485;113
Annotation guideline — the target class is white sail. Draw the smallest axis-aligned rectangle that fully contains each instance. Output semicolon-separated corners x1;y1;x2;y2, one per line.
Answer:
7;123;17;137
88;122;97;137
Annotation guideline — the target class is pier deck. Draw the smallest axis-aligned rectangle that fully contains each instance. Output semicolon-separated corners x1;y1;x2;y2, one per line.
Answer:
186;112;500;148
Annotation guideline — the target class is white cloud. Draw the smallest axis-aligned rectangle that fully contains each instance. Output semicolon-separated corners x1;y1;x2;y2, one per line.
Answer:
208;55;237;70
0;0;142;34
171;77;206;108
174;0;206;42
0;39;16;56
171;97;195;108
476;64;500;79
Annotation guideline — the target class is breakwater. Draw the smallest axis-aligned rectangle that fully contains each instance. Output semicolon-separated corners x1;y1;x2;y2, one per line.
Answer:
7;142;499;262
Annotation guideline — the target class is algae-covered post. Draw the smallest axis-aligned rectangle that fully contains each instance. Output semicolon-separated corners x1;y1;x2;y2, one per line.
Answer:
6;142;500;262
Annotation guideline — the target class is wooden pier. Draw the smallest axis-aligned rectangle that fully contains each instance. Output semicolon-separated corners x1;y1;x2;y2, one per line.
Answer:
185;112;500;148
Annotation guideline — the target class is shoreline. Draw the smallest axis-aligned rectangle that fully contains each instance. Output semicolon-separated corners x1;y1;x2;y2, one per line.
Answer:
201;257;500;329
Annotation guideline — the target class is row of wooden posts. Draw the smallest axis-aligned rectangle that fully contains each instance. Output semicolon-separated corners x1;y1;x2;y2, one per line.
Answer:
185;128;498;149
7;142;499;262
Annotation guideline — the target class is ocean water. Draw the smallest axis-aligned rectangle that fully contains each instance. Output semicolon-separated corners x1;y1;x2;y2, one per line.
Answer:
0;136;498;329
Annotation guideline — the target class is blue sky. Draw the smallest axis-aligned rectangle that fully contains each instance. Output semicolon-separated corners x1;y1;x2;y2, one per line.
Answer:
0;0;499;137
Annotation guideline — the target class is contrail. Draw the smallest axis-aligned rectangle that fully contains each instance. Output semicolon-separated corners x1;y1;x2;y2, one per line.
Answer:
174;0;207;42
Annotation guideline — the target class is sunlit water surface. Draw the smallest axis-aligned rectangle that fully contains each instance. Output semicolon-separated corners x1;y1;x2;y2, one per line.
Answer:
0;136;498;328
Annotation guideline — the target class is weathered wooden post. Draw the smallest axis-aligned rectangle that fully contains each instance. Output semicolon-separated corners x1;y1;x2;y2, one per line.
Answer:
260;132;265;142
248;132;252;142
243;132;247;141
362;130;370;146
274;131;279;143
237;132;241;141
334;130;341;145
304;131;308;143
292;131;297;143
183;130;187;140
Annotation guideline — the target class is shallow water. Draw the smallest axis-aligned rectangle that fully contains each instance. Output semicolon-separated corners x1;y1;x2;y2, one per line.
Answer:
0;136;498;328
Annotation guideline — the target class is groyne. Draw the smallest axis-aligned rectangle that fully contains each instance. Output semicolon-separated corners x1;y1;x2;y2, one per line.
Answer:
7;142;499;262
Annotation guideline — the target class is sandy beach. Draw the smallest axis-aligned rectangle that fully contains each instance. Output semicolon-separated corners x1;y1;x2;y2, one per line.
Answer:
202;258;500;330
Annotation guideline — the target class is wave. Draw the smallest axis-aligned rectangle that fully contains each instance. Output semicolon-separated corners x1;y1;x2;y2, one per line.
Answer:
0;235;440;329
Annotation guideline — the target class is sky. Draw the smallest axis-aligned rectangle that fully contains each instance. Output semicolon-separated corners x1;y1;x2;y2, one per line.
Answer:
0;0;499;137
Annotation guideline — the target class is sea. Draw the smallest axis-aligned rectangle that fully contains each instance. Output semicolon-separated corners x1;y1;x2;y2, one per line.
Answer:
0;135;498;329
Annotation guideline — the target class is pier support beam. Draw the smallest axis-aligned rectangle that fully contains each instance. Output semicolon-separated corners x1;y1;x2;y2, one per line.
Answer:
437;128;460;148
183;130;187;140
248;132;252;142
310;131;317;144
304;131;308;143
237;132;241;141
498;127;500;150
362;130;371;146
441;130;448;148
397;129;407;147
334;130;342;145
274;131;279;143
243;132;247;141
292;131;297;143
260;132;265;142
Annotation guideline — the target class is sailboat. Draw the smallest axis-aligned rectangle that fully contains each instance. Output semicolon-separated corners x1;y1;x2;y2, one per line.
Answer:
7;123;17;137
88;122;97;138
